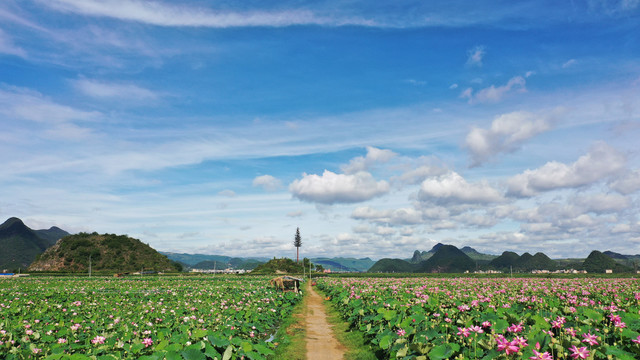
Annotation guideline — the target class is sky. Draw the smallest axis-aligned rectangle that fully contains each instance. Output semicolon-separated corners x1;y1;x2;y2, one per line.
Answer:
1;0;639;260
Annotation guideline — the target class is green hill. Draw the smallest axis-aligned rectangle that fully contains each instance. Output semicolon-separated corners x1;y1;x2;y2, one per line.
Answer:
415;245;475;273
583;250;631;273
0;217;69;271
368;258;416;273
522;252;556;271
311;257;375;272
460;246;497;263
250;258;305;274
28;232;180;273
488;251;521;270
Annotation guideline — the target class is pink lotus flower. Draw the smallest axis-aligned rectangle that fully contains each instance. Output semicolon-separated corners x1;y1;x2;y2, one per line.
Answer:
32;347;42;354
57;338;67;344
457;327;470;337
569;345;589;359
530;350;553;360
632;335;640;344
507;323;524;333
142;338;153;348
396;328;406;336
91;335;106;345
481;321;491;328
469;325;483;333
582;332;598;346
496;336;520;355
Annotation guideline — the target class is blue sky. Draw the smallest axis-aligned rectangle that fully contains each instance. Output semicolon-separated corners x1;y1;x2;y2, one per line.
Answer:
1;0;639;259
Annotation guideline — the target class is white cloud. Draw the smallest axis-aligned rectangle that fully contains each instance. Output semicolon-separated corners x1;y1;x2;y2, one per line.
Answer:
286;210;303;218
466;111;554;166
341;146;396;174
609;169;640;194
466;45;485;67
41;0;374;28
571;193;631;213
474;76;526;103
252;175;283;192
0;28;26;57
449;83;458;90
73;78;158;100
351;206;423;225
289;170;389;204
397;164;448;185
0;86;100;124
218;189;236;197
419;171;503;205
562;59;577;68
507;142;626;197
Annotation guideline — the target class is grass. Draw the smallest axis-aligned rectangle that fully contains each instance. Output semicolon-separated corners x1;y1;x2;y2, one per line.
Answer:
316;285;379;360
270;287;308;359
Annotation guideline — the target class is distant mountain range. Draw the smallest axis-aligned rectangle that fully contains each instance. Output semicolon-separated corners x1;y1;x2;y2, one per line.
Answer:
370;243;637;274
0;217;69;271
161;252;376;272
3;217;639;274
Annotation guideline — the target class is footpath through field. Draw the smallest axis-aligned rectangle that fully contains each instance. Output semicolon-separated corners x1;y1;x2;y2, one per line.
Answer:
305;283;347;360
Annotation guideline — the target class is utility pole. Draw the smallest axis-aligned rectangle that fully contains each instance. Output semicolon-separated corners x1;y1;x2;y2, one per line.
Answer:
89;254;92;278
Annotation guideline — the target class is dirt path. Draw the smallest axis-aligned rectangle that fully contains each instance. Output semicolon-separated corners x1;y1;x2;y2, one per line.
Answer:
305;284;346;360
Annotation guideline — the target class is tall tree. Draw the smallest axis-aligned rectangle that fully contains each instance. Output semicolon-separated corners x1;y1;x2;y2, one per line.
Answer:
294;227;302;263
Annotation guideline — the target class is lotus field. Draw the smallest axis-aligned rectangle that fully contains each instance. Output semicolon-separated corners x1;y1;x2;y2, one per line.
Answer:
0;276;301;360
317;277;640;359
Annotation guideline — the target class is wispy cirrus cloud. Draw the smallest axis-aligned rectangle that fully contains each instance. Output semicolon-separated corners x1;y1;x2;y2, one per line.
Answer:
40;0;375;28
0;85;99;124
0;28;26;57
72;78;159;100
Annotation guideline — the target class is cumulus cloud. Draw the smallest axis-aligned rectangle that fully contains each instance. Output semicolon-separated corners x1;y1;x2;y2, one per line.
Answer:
609;169;640;194
419;171;503;205
252;174;283;192
217;189;236;197
351;206;423;225
461;76;526;104
466;111;554;166
466;45;485;67
507;142;626;197
341;146;396;174
571;193;631;213
397;164;448;185
289;170;389;204
73;78;158;100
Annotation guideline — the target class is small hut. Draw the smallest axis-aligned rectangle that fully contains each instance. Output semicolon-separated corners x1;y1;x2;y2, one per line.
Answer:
270;276;303;293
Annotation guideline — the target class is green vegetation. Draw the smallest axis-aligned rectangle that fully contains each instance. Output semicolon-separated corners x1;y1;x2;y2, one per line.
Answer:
28;232;181;273
271;285;308;360
251;257;305;274
318;277;640;360
368;258;416;273
0;217;67;271
0;276;301;359
583;250;631;273
415;244;475;273
317;286;379;360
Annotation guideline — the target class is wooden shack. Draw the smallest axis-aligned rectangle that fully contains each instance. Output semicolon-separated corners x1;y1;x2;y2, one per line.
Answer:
270;276;303;293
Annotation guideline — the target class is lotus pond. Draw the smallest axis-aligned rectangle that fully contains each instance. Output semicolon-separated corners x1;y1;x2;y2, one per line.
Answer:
0;276;301;360
317;277;640;359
